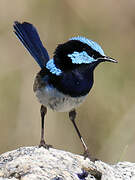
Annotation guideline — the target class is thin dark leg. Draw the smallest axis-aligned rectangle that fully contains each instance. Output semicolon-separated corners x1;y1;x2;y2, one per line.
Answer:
39;105;52;149
69;109;95;161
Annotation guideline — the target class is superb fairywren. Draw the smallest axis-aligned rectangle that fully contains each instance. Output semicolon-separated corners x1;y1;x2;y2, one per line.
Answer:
13;21;117;160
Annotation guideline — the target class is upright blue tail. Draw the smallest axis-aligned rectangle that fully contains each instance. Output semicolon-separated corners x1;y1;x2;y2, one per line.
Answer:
13;21;49;68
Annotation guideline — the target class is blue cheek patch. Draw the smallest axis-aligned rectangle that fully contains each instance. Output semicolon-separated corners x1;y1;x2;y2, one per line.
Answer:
70;36;105;56
46;59;62;75
68;51;97;64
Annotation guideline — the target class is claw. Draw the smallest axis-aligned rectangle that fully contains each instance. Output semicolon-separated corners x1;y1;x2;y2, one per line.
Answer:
39;140;53;149
83;150;98;162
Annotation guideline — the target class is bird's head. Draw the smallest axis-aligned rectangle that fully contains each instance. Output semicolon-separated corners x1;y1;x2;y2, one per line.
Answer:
51;36;117;74
46;36;117;76
68;36;117;64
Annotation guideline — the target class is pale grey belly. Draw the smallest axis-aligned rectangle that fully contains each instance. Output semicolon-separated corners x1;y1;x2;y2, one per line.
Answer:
35;85;86;112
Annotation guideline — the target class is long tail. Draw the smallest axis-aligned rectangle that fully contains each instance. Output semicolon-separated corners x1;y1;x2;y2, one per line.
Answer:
13;21;49;69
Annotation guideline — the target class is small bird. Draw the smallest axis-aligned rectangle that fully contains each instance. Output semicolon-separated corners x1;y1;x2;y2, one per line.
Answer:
13;21;117;160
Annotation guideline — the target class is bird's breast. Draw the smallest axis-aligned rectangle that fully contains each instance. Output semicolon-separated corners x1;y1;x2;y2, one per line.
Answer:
34;84;86;112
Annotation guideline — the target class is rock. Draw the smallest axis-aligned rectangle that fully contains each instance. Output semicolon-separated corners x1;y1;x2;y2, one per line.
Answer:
0;146;135;179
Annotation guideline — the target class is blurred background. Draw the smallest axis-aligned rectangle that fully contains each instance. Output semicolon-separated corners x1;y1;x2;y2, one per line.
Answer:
0;0;135;163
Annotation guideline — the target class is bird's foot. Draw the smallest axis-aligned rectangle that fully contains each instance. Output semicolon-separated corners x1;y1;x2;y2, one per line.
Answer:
39;139;53;149
83;150;98;162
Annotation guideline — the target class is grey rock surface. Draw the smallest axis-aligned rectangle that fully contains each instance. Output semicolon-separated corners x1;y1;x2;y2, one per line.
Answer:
0;146;135;180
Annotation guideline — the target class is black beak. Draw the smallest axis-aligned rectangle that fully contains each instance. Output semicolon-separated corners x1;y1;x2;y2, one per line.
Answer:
101;56;118;63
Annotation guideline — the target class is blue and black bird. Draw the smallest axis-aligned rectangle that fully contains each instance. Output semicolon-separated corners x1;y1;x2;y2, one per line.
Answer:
13;21;117;160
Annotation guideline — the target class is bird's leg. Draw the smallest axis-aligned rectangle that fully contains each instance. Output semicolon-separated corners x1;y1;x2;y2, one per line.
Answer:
39;105;52;149
69;109;95;161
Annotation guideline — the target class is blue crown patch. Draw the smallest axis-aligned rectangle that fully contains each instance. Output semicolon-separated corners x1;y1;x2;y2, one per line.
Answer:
70;36;105;56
